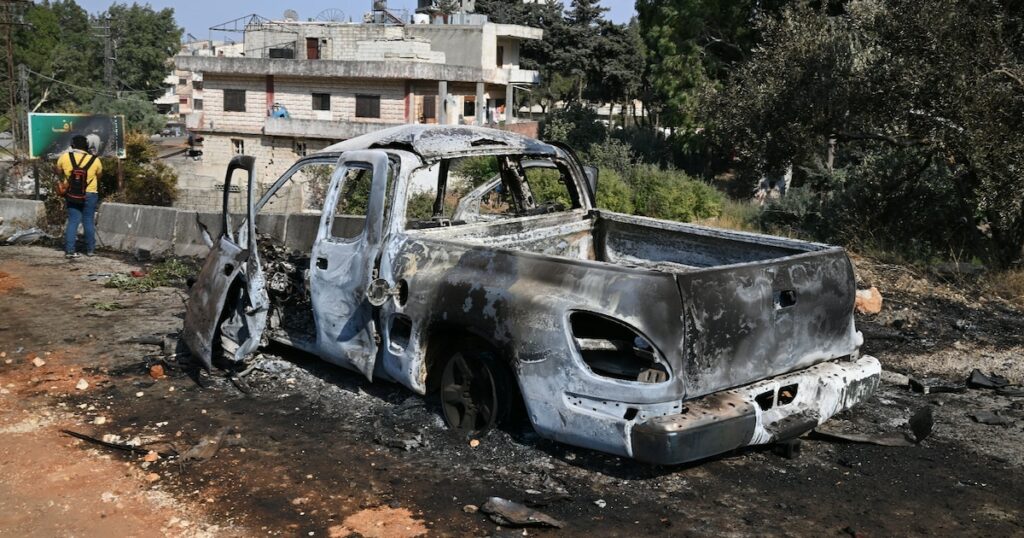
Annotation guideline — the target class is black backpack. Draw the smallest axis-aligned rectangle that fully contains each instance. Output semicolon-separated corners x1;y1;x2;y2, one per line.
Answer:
66;153;97;202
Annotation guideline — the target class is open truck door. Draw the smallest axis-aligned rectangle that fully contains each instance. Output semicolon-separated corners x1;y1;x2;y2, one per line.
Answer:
309;150;391;380
183;156;269;370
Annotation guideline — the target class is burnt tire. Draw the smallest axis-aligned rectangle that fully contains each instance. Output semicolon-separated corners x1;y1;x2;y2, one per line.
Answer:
438;346;514;434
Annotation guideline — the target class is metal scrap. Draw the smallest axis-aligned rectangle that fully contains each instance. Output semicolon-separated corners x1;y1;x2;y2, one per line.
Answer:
479;497;565;528
967;369;1010;390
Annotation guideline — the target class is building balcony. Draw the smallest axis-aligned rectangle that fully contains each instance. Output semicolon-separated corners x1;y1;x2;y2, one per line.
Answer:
264;116;401;140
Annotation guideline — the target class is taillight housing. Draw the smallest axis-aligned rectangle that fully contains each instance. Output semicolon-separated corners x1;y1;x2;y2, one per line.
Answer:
569;312;670;384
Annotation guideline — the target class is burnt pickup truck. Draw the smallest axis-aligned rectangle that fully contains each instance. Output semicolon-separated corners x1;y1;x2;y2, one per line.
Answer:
183;125;880;465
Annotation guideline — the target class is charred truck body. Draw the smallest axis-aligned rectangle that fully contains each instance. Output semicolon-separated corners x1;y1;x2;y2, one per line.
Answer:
183;125;881;465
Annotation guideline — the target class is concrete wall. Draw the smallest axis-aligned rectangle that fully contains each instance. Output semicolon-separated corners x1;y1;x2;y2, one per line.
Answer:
0;198;45;228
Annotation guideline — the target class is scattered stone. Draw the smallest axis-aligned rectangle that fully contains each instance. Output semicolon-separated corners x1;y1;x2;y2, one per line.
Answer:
970;411;1013;426
149;364;165;379
143;451;159;463
854;287;883;314
0;351;6;358
880;370;910;386
73;294;82;300
469;439;480;448
594;499;607;508
3;359;10;364
909;377;965;394
75;379;89;391
135;391;144;398
31;357;45;368
145;472;161;482
93;416;107;425
463;504;479;514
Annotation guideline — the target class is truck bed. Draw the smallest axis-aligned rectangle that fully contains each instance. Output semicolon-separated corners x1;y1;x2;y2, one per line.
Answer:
408;209;859;396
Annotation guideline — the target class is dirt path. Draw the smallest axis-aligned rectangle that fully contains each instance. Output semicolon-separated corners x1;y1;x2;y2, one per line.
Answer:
1;245;1022;536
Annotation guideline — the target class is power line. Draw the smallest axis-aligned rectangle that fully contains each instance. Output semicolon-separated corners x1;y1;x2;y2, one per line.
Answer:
23;67;169;98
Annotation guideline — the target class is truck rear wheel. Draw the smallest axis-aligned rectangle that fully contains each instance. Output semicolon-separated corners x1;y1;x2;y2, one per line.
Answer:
439;347;512;434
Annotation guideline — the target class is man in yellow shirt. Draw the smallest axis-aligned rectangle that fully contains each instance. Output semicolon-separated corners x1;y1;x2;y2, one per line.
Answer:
57;135;103;258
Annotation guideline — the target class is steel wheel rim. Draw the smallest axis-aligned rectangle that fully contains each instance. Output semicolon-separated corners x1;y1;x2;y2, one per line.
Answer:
440;352;500;433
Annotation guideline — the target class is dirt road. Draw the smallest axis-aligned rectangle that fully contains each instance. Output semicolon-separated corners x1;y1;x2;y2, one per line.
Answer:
1;245;1022;536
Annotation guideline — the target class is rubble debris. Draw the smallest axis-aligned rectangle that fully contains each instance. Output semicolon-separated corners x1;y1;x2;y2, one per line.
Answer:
880;370;910;386
909;406;934;444
31;357;45;368
149;364;165;379
143;450;160;462
145;472;161;482
814;407;933;446
463;504;479;513
909;376;965;394
479;497;565;528
75;379;89;391
967;369;1010;390
6;227;48;245
813;429;915;447
93;416;106;425
469;439;480;448
970;411;1013;426
854;287;883;314
61;429;176;458
182;427;229;461
594;499;607;508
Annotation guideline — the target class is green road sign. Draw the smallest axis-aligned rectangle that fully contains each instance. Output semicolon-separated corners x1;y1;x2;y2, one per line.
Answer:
28;113;126;159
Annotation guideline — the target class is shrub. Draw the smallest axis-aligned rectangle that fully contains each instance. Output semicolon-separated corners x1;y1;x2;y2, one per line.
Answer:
628;165;723;222
594;167;634;214
452;156;499;188
100;132;179;207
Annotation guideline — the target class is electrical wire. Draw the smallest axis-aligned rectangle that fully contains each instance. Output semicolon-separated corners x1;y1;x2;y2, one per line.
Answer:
24;67;171;98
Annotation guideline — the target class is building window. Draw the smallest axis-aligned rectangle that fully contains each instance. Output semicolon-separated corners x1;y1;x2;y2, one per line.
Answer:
193;81;203;91
294;140;307;157
496;45;504;67
422;96;436;121
232;138;244;155
179;97;188;105
312;93;331;111
178;77;187;86
463;98;475;118
194;99;203;111
355;95;380;118
224;89;246;112
306;37;320;60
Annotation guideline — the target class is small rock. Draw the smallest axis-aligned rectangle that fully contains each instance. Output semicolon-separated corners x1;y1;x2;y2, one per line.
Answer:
4;359;10;364
135;391;144;398
73;294;82;300
145;472;161;482
31;357;46;368
143;451;159;462
0;351;6;358
880;370;909;386
94;416;107;425
75;379;89;391
463;504;479;513
854;287;883;315
149;364;165;379
469;439;480;448
594;499;607;508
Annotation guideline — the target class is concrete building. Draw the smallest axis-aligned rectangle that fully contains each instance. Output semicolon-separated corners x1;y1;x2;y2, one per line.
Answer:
173;9;543;213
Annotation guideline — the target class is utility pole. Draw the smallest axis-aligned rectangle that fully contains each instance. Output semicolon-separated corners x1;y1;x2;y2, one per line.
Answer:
94;15;123;190
0;1;30;154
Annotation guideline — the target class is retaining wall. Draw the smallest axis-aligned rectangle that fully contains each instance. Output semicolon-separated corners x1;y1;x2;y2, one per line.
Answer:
0;198;324;259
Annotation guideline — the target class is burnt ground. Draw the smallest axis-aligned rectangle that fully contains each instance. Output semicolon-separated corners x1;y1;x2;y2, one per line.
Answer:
1;245;1023;537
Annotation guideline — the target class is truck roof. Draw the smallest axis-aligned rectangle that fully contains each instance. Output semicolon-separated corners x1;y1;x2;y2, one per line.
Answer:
318;125;558;161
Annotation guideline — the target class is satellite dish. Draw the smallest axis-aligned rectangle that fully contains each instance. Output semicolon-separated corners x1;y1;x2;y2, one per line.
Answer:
316;8;347;22
283;9;299;21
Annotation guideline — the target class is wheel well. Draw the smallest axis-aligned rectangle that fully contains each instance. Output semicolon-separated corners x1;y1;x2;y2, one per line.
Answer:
422;326;514;393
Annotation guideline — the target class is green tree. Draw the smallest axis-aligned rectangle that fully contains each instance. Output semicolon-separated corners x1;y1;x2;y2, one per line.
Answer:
636;0;782;129
104;3;182;96
13;1;99;113
711;0;1024;265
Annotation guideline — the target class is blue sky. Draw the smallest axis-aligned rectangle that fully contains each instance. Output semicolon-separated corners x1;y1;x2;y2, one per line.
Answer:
72;1;636;40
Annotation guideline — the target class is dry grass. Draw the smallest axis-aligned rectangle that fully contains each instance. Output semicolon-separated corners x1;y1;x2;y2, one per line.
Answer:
698;199;761;233
988;268;1024;306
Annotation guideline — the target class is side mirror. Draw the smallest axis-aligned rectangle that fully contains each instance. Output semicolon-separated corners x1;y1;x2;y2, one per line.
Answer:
583;165;599;199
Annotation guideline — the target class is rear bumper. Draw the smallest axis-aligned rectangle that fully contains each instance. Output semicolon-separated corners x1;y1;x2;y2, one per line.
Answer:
630;355;881;465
